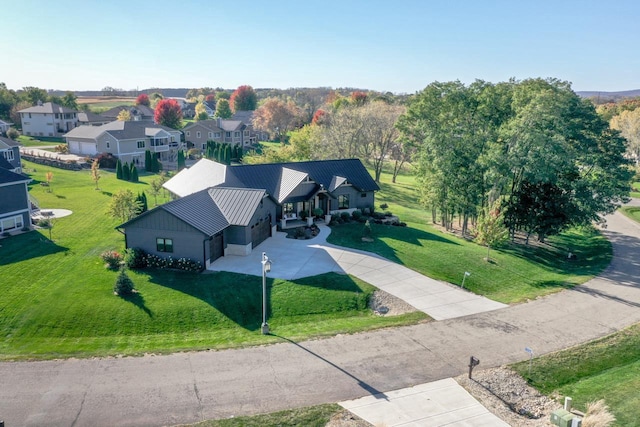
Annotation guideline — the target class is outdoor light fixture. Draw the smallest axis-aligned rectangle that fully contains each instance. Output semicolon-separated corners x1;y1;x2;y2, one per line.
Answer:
261;252;272;334
461;271;471;289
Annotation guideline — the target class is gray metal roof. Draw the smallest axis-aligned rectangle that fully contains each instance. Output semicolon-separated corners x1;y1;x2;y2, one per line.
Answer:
0;156;14;170
274;167;308;203
18;102;78;114
161;189;230;236
77;111;109;123
208;187;266;226
100;105;155;119
163;159;228;197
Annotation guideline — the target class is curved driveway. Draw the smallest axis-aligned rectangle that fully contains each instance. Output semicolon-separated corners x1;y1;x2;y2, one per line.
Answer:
2;210;640;426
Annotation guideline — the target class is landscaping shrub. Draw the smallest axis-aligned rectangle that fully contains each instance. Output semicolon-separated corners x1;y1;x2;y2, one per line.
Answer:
143;253;202;271
380;203;388;210
340;211;351;222
352;210;362;221
384;211;393;217
583;400;615;427
101;250;123;270
313;208;324;218
1;231;10;237
114;269;135;296
36;218;51;228
399;222;407;227
96;152;118;169
124;248;146;269
299;210;308;220
6;128;19;140
54;144;69;154
363;207;371;215
357;216;368;223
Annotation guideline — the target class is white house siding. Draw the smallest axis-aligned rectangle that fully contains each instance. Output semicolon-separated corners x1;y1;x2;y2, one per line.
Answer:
21;112;77;137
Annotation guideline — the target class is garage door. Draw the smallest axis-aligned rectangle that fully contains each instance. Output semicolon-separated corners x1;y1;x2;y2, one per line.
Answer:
209;232;223;263
68;141;97;155
251;217;271;249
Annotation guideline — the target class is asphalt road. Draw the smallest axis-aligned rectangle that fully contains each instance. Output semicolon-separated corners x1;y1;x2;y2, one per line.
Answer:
2;209;640;427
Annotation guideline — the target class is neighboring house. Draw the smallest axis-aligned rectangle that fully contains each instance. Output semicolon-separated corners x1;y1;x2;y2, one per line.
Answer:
77;111;111;126
183;119;252;149
232;110;267;143
203;101;216;117
0;147;31;234
0;136;22;173
18;101;79;137
0;119;13;134
118;158;379;266
64;120;183;166
168;98;189;109
100;105;155;122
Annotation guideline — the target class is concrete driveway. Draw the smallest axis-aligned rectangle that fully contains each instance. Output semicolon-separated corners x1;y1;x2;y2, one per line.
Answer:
209;225;506;320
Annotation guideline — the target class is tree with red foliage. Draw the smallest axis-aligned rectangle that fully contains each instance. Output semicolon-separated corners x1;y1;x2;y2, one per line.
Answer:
154;99;182;129
230;85;257;112
350;91;368;106
136;94;150;107
205;93;216;103
311;109;327;126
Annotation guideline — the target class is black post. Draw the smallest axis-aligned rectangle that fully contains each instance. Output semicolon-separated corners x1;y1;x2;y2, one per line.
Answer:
468;356;480;379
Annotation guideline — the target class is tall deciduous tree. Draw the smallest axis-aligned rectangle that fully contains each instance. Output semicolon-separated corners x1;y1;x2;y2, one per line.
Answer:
154;99;182;129
474;202;509;261
136;94;150;107
214;99;232;119
21;87;48;105
610;109;640;164
108;189;141;222
195;102;208;121
61;92;78;110
252;97;302;141
230;85;257;112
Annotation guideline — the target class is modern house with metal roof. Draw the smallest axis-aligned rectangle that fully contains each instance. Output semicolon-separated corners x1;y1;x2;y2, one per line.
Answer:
18;101;79;137
118;158;379;267
64;120;183;166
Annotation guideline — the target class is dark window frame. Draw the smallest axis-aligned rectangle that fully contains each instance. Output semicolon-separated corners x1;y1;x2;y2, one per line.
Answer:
156;237;173;252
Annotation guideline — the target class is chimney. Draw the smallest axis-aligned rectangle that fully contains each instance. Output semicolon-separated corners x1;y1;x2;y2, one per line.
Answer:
217;117;222;128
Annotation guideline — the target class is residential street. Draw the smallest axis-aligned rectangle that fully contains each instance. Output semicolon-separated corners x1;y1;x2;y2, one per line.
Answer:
2;208;640;427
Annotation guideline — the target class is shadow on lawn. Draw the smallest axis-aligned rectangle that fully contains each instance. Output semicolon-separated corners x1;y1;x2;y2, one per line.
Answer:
121;292;153;317
146;269;267;331
0;230;68;266
327;222;457;265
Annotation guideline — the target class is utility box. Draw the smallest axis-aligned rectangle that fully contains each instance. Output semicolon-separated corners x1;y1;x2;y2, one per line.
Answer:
551;409;575;427
571;417;582;427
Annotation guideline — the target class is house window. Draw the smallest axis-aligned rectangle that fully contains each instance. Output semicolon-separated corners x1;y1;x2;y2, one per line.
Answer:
196;131;201;138
283;203;294;214
29;113;32;118
202;143;207;150
225;132;231;138
186;131;190;137
208;132;213;138
244;130;249;136
1;215;23;232
55;114;59;119
234;131;240;138
3;150;14;161
137;141;145;148
214;132;221;138
106;142;110;149
361;192;367;198
338;194;350;209
156;238;173;253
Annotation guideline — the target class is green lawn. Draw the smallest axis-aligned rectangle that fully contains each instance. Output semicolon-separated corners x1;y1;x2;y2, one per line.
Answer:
17;135;63;147
328;167;611;304
0;161;425;360
620;206;640;223
512;323;640;426
631;182;640;198
186;404;342;427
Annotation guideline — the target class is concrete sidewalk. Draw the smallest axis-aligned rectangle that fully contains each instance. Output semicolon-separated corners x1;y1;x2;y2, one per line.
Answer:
340;378;509;426
209;224;506;320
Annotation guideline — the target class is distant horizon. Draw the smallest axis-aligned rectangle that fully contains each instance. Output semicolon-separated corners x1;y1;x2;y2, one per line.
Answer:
3;1;638;94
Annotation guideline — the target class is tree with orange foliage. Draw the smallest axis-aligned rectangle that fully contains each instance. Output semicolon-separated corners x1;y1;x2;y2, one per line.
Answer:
252;97;302;141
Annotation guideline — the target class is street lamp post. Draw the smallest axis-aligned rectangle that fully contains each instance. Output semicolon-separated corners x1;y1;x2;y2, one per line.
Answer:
261;252;272;335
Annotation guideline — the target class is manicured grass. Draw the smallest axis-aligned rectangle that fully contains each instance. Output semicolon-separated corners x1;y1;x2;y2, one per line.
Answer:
620;205;640;223
17;135;63;147
630;181;640;198
187;403;342;427
512;323;640;426
329;165;611;303
0;161;425;360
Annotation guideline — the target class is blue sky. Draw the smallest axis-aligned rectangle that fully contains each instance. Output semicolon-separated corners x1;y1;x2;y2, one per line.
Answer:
3;0;639;93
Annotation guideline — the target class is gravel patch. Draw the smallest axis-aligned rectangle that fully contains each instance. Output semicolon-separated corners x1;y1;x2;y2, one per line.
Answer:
368;289;418;316
456;367;561;426
325;409;373;427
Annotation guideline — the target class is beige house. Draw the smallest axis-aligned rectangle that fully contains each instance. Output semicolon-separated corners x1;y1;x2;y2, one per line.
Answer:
19;102;79;137
64;120;183;166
